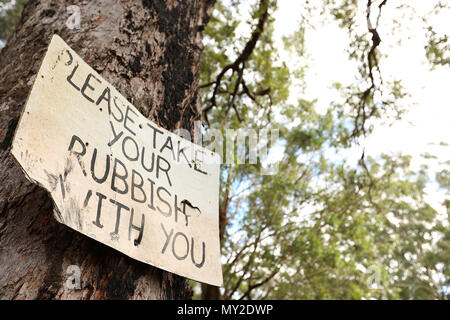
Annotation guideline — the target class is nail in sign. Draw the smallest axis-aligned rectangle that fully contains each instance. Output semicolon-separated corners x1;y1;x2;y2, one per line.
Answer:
11;35;223;286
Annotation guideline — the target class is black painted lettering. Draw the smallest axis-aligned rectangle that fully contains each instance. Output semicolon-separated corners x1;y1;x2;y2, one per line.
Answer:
177;141;192;167
90;148;110;184
96;87;111;110
194;149;208;175
128;208;145;246
147;178;156;210
147;123;163;149
122;136;139;161
109;199;129;235
131;169;146;203
111;157;128;194
124;105;138;136
68;135;86;155
156;155;172;186
161;223;173;254
111;96;124;122
83;189;92;208
172;232;189;261
81;73;101;103
68;135;87;176
66;63;81;91
156;186;172;217
107;121;123;147
93;192;106;228
141;146;155;173
174;194;188;226
160;136;175;160
191;238;206;268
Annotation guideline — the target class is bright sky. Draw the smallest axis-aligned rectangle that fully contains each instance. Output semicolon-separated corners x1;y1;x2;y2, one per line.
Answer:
271;0;449;216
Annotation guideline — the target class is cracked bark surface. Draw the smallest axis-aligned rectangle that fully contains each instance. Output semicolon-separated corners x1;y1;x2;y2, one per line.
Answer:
0;0;215;299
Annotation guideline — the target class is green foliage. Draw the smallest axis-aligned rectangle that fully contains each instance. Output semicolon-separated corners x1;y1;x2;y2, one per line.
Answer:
0;0;27;48
200;0;290;128
424;1;450;69
198;0;449;300
425;28;450;68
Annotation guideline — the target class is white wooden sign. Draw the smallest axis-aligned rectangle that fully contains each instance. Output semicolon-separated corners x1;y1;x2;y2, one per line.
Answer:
11;35;223;286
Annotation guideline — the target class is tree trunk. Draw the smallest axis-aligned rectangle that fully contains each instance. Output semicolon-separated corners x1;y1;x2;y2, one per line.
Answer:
0;0;214;300
201;282;221;300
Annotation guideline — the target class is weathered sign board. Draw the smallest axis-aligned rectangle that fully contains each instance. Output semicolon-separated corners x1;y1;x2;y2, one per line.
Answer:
11;35;223;286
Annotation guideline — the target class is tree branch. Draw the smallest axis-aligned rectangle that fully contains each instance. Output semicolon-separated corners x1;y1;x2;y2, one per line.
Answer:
203;0;270;125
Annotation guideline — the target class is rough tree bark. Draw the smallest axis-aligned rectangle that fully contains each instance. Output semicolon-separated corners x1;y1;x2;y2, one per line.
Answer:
0;0;215;299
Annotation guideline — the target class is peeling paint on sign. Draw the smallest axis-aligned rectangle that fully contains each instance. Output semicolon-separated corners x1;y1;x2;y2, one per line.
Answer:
11;35;223;287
